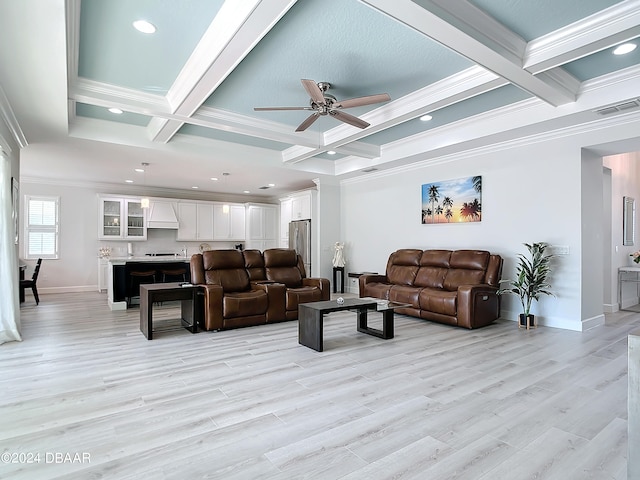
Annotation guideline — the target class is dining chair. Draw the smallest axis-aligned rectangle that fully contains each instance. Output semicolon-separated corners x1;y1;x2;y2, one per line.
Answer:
20;258;42;305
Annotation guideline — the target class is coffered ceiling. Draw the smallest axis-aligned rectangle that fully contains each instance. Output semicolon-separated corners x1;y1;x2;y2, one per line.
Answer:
1;0;639;197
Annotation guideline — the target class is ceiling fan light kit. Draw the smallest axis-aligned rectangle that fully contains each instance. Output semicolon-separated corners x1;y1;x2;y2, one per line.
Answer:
254;79;390;132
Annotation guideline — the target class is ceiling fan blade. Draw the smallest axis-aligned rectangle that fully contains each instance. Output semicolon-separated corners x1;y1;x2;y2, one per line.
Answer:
333;93;391;109
301;79;326;105
295;113;320;132
254;106;312;111
329;110;370;129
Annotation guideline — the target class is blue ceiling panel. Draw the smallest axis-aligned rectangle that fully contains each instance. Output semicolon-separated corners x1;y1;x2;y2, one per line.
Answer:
467;0;622;41
178;124;293;151
76;102;151;127
204;0;473;126
78;0;224;94
563;41;640;81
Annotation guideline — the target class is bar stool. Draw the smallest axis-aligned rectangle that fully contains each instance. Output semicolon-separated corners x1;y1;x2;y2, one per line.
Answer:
128;270;156;307
160;267;188;283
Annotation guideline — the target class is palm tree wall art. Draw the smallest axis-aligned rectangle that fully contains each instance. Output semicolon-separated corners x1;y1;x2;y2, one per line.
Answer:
421;176;482;224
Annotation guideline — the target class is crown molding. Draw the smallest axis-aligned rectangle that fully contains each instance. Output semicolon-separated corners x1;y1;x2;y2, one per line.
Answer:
0;84;27;149
525;0;640;72
71;78;169;114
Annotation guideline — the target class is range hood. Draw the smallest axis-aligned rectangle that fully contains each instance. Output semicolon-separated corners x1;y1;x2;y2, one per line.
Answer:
147;201;179;229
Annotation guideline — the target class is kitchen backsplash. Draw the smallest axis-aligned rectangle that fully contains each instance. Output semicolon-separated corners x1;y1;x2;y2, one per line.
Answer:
98;229;241;257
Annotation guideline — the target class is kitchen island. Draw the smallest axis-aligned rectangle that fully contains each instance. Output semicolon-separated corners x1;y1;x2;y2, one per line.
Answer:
107;255;191;310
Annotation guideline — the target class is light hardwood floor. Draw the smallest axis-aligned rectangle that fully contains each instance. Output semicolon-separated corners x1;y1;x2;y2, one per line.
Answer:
1;292;635;479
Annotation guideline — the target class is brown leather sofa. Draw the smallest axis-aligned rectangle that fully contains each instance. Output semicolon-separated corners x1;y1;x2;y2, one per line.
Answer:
360;249;503;329
190;248;330;331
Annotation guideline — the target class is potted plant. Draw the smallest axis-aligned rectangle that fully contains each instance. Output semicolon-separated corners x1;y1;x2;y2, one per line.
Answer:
499;242;555;328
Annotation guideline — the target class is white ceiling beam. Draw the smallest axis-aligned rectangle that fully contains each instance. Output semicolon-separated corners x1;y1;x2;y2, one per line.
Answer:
148;0;298;143
362;0;577;106
524;0;640;72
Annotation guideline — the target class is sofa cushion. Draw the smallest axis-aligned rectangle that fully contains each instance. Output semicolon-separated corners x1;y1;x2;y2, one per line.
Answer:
386;249;422;286
263;249;304;288
419;287;457;316
285;286;322;311
202;250;251;292
243;249;266;281
443;250;490;290
388;285;420;308
223;290;268;318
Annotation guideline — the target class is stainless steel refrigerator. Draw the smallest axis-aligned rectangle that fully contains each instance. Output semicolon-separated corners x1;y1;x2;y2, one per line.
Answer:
289;219;311;276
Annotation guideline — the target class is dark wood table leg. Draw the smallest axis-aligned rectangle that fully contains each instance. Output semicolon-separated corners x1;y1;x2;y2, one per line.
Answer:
180;290;198;333
358;306;394;339
381;309;395;339
299;305;323;352
140;289;152;340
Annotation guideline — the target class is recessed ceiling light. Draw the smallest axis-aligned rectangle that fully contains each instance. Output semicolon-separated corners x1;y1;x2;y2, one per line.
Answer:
613;43;637;55
134;168;144;173
327;150;336;155
125;179;133;183
268;183;275;187
191;186;199;189
210;177;218;181
420;114;433;122
243;190;250;194
108;107;123;114
133;20;156;34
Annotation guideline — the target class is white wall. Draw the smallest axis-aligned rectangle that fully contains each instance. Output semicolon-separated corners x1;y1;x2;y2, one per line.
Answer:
341;117;640;331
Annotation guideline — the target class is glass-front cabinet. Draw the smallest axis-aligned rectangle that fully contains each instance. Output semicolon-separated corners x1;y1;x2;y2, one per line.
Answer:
125;200;145;238
98;196;147;240
101;199;123;238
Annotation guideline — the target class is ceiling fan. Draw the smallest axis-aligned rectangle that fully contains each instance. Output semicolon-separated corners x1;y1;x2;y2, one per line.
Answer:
254;79;391;132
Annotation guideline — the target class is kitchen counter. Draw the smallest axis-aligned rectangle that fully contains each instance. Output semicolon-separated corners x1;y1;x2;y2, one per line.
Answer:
107;256;191;310
108;255;190;266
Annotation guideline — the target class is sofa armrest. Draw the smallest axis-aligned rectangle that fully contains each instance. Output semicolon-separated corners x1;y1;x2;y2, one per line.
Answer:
457;284;501;329
302;277;331;301
359;274;388;297
200;284;224;331
253;282;287;322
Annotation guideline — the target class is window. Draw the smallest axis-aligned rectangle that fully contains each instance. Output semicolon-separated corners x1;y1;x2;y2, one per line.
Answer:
25;195;59;259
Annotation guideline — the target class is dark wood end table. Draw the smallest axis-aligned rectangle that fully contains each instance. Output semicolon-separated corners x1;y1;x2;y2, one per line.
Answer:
140;283;202;340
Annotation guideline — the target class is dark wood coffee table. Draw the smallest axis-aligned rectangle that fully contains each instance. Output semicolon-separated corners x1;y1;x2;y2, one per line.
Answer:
298;297;408;351
139;283;201;340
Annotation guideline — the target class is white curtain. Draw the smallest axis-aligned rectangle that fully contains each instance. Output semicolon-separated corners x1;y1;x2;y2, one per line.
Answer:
0;154;21;344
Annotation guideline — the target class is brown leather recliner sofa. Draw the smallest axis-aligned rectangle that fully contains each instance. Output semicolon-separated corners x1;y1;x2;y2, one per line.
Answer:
190;248;330;331
359;249;503;329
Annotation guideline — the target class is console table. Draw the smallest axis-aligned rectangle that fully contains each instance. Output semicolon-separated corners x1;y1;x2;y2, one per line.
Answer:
618;266;640;311
140;283;202;340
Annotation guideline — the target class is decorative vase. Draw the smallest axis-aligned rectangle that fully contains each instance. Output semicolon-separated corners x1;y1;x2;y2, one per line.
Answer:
518;313;536;329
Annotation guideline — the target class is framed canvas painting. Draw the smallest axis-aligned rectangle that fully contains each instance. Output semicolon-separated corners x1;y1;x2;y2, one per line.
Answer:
421;176;482;224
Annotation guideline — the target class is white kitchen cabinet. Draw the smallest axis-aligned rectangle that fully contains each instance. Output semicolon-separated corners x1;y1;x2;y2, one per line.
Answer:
177;202;198;240
213;204;246;240
97;258;109;292
124;199;146;239
245;204;278;251
177;201;215;241
279;197;292;247
197;203;214;240
99;197;123;239
98;196;146;240
291;192;312;220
